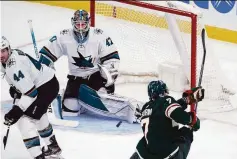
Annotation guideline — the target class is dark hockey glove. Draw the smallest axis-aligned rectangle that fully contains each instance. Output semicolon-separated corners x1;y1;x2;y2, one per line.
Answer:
175;127;193;143
4;105;24;126
9;86;22;99
183;87;205;105
135;107;142;120
188;112;200;132
176;98;188;110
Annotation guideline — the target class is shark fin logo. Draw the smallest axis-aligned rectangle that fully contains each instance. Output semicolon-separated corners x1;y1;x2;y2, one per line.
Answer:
72;51;94;68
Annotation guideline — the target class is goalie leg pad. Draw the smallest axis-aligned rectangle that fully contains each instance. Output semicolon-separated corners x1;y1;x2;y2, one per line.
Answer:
79;84;144;123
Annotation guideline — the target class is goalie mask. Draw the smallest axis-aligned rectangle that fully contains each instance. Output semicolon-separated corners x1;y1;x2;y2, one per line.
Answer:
148;80;169;100
71;9;90;33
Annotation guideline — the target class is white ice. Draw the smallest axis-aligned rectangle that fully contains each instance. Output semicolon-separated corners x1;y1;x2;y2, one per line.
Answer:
1;1;237;159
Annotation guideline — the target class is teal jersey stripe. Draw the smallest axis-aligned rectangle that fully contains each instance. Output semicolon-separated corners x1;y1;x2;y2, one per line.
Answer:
100;51;120;64
39;46;57;62
23;136;40;149
28;89;38;98
25;86;38;97
39;55;52;67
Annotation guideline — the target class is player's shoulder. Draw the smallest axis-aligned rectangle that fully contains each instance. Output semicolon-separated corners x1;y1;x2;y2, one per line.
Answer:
162;95;180;108
163;95;176;102
48;28;73;42
151;96;177;110
91;27;108;38
5;49;23;72
91;27;104;35
9;49;26;60
59;28;72;36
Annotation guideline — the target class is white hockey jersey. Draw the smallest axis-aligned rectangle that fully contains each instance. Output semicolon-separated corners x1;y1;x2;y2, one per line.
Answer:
39;27;120;78
2;49;55;111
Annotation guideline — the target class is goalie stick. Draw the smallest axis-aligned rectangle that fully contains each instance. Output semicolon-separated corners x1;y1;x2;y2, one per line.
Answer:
28;19;39;59
47;103;79;128
191;28;206;125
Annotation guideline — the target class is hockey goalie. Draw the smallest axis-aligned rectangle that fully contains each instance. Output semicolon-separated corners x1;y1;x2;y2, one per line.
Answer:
39;9;141;124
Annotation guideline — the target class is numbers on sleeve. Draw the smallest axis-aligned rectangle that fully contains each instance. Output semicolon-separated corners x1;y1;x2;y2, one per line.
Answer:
13;70;24;82
166;98;172;104
106;37;114;46
141;117;150;144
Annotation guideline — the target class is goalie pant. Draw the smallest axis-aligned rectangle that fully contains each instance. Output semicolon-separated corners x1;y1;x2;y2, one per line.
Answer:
15;76;61;158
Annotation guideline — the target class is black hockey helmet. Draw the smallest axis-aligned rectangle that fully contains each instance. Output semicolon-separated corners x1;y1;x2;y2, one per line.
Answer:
148;80;169;100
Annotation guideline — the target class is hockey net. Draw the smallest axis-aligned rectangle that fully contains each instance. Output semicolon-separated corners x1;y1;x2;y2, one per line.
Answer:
90;0;236;114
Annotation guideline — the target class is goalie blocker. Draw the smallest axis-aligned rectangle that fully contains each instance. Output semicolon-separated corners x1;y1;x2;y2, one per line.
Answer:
52;84;143;124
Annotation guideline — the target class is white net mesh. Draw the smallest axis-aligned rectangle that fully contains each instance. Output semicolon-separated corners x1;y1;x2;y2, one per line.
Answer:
93;1;236;114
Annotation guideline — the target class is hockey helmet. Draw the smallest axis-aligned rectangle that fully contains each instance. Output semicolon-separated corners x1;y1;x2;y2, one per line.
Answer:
71;9;90;33
1;36;10;51
148;80;169;100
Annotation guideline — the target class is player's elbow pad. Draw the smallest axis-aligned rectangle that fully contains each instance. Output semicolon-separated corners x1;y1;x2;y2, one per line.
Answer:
170;108;191;125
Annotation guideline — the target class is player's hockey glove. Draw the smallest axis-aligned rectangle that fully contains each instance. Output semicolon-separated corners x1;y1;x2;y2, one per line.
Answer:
188;112;200;132
4;105;24;126
182;87;205;105
135;107;142;121
175;127;193;143
9;86;22;99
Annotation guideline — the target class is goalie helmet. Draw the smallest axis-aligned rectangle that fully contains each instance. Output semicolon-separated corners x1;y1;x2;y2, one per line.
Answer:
148;80;169;100
71;9;90;33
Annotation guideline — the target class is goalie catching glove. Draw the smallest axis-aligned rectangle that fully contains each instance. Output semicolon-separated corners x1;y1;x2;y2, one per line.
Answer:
182;87;205;105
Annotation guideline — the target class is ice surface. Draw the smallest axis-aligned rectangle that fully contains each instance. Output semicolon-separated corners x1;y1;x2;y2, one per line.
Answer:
1;1;237;159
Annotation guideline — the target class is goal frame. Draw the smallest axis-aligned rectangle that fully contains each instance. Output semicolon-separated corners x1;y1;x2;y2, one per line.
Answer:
90;0;198;112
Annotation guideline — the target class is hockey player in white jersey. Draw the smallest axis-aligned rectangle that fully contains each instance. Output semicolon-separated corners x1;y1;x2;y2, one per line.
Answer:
39;9;122;118
1;36;62;159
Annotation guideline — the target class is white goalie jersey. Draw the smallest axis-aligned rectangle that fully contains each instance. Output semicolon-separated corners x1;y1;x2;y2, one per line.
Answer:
39;28;120;78
2;49;55;111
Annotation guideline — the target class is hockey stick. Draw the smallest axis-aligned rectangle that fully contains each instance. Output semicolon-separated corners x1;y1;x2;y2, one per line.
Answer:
28;20;39;59
47;91;80;128
3;94;17;149
191;28;206;125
